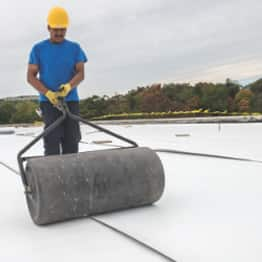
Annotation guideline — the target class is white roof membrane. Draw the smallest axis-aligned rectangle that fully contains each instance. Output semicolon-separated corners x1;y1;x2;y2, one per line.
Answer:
0;122;261;261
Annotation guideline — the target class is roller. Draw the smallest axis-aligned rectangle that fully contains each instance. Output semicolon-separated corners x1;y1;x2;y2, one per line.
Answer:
17;99;165;225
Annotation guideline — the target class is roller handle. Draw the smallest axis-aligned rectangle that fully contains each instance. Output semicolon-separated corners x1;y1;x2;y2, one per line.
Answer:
17;98;138;192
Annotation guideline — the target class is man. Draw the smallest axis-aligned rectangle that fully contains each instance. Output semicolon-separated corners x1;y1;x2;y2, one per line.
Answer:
27;7;87;156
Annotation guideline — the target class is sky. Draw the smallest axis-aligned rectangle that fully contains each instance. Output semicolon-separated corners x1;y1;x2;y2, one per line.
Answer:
1;0;262;99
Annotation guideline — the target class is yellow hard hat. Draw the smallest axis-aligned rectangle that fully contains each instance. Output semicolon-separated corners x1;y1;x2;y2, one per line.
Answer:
47;7;69;28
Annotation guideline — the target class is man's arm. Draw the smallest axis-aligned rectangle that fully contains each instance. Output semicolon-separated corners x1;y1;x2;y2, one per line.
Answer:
69;62;85;88
27;64;49;94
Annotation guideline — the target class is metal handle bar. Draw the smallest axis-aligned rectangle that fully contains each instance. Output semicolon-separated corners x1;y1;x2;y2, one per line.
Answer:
17;99;138;193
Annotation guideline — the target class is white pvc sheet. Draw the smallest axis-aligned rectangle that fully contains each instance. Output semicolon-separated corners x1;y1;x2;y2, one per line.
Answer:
0;123;261;261
91;123;262;161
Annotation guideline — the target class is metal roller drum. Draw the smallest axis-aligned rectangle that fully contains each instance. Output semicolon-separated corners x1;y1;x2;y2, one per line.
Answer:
25;147;165;225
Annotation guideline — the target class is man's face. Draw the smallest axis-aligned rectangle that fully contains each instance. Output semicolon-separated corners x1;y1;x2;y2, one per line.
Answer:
48;26;67;43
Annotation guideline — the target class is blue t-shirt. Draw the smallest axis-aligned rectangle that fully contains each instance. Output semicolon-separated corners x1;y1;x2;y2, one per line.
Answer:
29;39;88;102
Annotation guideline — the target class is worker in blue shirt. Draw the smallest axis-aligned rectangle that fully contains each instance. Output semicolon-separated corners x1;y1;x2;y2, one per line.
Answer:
27;6;87;156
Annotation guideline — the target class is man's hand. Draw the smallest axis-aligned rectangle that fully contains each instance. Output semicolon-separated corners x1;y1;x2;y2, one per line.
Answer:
45;90;59;105
57;83;72;97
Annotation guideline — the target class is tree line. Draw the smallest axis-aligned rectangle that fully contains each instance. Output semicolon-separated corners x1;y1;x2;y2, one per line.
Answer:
0;78;262;124
79;78;262;119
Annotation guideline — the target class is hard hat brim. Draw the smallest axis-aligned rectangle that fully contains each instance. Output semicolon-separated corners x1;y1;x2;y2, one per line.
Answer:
48;23;68;29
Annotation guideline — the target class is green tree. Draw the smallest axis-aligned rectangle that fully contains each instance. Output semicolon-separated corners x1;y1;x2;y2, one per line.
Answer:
0;101;16;124
80;95;108;119
11;101;38;123
247;79;262;94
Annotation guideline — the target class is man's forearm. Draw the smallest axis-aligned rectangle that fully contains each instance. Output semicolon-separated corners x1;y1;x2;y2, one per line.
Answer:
28;76;49;95
69;71;84;88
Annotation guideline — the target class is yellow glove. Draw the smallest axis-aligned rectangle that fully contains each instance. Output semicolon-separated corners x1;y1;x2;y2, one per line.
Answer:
45;90;58;105
57;83;72;98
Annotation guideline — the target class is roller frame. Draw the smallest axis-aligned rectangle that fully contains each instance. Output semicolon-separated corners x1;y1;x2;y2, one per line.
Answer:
17;99;138;194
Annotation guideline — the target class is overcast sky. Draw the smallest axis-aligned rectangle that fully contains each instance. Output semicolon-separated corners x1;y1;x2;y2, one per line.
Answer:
1;0;262;99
